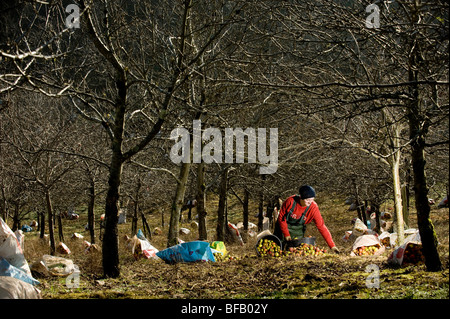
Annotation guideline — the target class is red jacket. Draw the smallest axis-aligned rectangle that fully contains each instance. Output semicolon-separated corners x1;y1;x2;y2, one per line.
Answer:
277;195;336;249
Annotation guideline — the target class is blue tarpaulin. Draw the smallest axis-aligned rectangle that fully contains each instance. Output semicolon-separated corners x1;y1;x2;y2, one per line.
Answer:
156;241;216;264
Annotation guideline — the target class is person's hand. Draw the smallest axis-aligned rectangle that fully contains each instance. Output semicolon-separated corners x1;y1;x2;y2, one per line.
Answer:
285;236;291;242
331;246;340;254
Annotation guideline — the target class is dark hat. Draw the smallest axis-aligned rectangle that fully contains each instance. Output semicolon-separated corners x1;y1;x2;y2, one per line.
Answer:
299;185;316;199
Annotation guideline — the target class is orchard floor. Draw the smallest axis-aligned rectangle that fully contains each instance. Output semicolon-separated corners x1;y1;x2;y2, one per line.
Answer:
21;195;449;300
36;249;448;300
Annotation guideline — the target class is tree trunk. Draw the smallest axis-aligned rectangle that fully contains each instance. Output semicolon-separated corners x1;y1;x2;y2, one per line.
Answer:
88;180;96;244
408;108;442;271
401;184;409;229
216;167;228;242
187;205;192;221
102;150;123;278
0;186;6;222
132;203;138;236
167;161;191;247
266;201;274;232
39;211;45;239
257;175;266;231
12;202;19;231
196;162;207;240
141;212;151;239
399;0;442;273
258;192;264;232
410;131;442;271
45;188;56;255
391;152;405;245
353;180;364;222
404;158;412;215
374;203;381;234
243;188;249;232
57;212;64;243
131;179;141;236
405;6;442;270
363;200;369;224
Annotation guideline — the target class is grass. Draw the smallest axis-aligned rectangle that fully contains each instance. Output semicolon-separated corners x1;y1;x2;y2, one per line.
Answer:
12;192;450;299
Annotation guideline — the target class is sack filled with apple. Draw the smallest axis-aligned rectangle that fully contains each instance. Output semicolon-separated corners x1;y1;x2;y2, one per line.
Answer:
350;234;385;257
388;230;425;266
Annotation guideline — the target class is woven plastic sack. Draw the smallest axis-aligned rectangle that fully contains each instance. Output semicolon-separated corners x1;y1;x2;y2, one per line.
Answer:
57;242;71;255
352;218;368;237
0;218;32;276
388;230;423;266
0;257;40;286
156;241;216;264
30;255;75;277
0;276;41;299
130;229;159;260
350;234;385;256
14;230;24;250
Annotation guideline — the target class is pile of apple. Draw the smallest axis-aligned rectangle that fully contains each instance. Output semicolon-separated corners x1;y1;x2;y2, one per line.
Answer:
257;238;283;257
352;244;381;256
286;243;327;257
257;239;329;258
213;252;239;262
402;243;424;266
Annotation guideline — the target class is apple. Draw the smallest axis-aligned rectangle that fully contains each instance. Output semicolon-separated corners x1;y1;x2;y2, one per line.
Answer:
402;243;424;266
257;238;283;258
285;243;328;258
353;244;381;256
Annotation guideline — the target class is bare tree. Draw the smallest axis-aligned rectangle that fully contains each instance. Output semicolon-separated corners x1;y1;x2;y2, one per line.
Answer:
70;0;248;276
2;92;80;254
